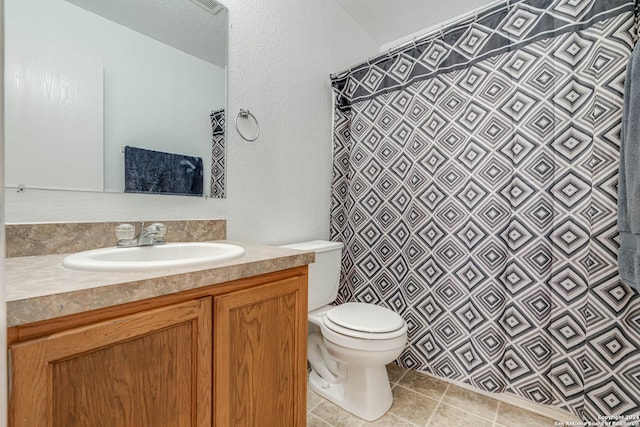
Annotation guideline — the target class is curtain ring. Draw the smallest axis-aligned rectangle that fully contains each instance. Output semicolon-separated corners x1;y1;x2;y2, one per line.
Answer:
235;109;260;142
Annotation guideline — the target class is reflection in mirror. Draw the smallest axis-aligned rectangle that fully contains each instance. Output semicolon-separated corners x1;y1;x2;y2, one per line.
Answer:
5;0;228;198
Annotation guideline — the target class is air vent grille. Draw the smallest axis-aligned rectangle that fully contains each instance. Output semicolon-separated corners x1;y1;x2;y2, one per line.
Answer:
190;0;224;15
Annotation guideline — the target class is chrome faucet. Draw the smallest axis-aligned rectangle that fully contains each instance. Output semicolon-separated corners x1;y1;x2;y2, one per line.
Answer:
116;222;167;247
136;223;166;246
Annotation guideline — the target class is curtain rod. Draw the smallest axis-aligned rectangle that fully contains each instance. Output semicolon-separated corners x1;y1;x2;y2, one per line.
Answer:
331;0;511;79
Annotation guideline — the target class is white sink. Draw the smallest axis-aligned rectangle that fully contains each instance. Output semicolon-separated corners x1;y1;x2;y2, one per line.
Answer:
61;242;246;272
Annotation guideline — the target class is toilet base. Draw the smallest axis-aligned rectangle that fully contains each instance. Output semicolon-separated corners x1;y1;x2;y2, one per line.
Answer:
308;363;393;422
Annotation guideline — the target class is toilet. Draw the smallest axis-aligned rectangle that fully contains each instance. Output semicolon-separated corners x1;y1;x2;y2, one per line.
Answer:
281;240;408;421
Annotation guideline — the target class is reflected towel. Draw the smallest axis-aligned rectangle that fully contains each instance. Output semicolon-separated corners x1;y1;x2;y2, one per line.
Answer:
124;146;203;196
618;41;640;292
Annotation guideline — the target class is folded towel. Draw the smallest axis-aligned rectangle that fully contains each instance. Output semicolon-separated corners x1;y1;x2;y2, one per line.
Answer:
618;41;640;292
124;146;203;196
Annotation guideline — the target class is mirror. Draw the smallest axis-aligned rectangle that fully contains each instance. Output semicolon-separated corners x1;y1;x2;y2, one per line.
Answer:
4;0;228;198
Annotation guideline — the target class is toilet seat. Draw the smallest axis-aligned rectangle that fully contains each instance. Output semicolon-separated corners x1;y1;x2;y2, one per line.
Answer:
324;317;406;340
326;302;405;334
323;302;406;340
319;303;408;351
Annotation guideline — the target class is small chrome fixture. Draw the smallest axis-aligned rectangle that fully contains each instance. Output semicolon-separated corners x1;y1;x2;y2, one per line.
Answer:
116;222;167;247
235;109;260;142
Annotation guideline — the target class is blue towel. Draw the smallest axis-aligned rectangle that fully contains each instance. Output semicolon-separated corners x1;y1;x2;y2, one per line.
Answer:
124;146;203;196
618;41;640;292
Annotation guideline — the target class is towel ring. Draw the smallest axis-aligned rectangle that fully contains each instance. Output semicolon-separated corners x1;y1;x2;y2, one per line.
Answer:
235;109;260;142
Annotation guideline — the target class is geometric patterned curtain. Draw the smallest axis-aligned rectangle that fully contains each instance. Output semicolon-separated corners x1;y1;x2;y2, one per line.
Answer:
330;0;640;420
210;108;226;198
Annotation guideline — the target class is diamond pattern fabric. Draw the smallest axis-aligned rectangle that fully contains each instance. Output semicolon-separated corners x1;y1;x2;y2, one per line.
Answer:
210;109;226;198
330;0;640;421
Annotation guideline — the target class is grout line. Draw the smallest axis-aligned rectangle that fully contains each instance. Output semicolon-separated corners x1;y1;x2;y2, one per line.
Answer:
310;400;322;412
422;382;451;427
392;382;446;402
381;411;422;427
378;381;422;427
434;388;502;424
393;365;409;385
386;413;422;427
437;400;502;424
492;401;501;427
307;389;323;412
307;412;332;426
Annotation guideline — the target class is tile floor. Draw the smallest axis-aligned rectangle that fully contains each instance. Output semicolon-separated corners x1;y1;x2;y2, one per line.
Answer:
307;364;572;427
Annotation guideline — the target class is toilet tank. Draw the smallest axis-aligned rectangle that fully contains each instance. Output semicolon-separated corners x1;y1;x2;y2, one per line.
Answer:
280;240;344;311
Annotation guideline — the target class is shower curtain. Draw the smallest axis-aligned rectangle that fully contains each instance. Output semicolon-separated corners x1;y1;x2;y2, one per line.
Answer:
330;0;640;420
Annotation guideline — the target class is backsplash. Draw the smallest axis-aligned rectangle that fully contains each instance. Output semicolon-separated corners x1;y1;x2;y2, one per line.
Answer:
5;219;226;257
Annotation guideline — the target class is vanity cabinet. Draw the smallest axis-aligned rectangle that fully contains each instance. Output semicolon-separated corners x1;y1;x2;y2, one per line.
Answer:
7;267;308;427
9;298;213;427
214;276;307;426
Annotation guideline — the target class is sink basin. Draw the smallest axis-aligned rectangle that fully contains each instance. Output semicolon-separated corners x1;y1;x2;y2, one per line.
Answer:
62;242;245;272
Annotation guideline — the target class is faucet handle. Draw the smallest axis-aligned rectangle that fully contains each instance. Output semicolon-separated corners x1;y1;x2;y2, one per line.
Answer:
115;223;136;247
149;223;167;238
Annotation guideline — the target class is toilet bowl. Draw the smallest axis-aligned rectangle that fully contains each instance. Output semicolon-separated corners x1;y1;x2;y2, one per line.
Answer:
308;303;407;421
280;241;408;421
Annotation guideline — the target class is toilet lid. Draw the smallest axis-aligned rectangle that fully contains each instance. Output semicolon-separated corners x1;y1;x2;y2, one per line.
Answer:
325;302;405;334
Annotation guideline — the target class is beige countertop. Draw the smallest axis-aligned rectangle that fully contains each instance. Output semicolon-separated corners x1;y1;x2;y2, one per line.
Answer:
5;241;314;327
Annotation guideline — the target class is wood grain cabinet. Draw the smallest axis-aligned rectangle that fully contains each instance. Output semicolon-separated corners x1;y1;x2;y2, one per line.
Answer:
9;298;212;427
7;267;308;427
214;276;307;427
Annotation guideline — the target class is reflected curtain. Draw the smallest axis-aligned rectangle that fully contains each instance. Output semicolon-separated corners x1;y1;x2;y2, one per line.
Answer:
210;109;226;198
330;0;640;420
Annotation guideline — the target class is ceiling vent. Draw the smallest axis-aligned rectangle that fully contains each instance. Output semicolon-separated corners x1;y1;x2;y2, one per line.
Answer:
190;0;224;15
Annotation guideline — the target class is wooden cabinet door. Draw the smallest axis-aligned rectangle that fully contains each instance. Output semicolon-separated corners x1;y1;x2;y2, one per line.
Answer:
9;297;212;427
214;275;307;427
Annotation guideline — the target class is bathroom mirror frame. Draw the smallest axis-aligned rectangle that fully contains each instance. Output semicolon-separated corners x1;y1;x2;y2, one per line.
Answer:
4;0;229;198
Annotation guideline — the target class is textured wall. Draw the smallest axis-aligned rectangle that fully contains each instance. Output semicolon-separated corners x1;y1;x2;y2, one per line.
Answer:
5;0;378;245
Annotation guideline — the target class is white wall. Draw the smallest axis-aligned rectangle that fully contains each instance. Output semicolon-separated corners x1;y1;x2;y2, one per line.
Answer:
379;0;498;52
335;0;496;49
4;0;378;245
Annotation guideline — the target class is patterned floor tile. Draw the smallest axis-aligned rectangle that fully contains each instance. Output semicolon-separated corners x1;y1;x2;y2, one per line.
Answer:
362;412;419;426
427;403;494;427
387;363;406;384
387;385;439;426
396;369;449;400
306;365;577;426
308;387;325;411
311;399;363;427
441;384;498;420
495;402;557;427
308;413;333;427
